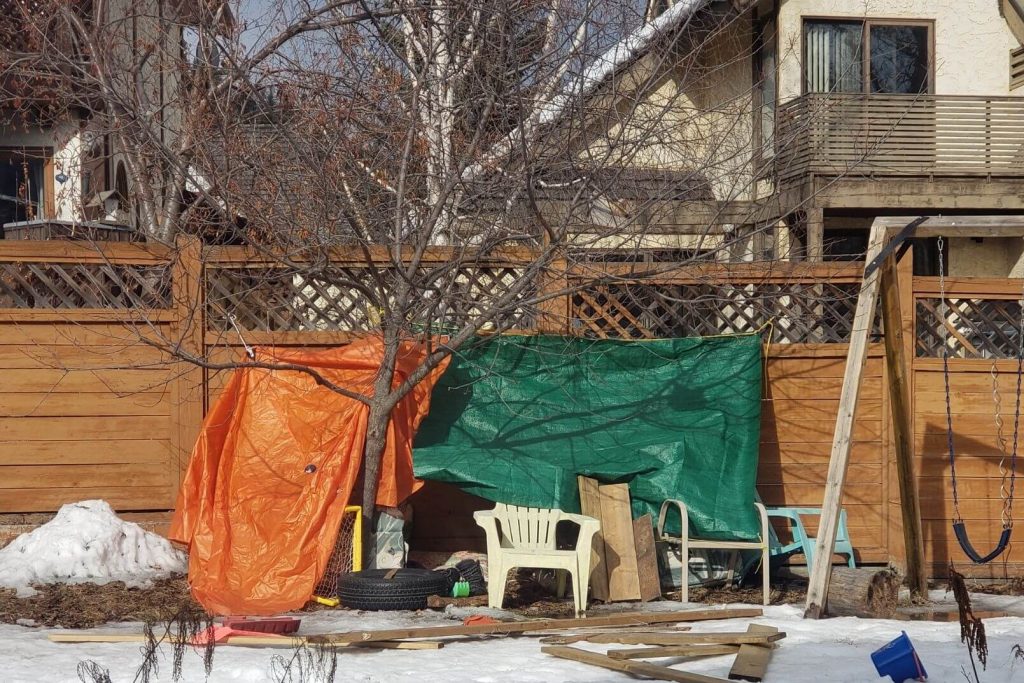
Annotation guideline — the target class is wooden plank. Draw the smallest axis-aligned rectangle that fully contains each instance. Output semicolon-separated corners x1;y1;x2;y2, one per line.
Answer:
0;463;172;489
880;255;926;598
577;476;609;602
599;483;641;601
542;646;732;683
0;439;172;465
608;644;741;660
0;486;174;512
874;215;1024;237
758;442;881;466
0;368;173;393
0;344;172;369
762;398;884;423
760;418;882;443
0;392;170;417
728;625;778;682
48;633;444;649
313;608;763;643
0;241;172;264
0;310;175;323
633;514;661;602
0;416;168;441
542;632;784;646
756;463;881;485
806;220;887;620
0;323;171;347
766;377;883;400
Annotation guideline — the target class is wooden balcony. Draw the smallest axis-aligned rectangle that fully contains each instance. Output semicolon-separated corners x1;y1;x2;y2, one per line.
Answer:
774;93;1024;185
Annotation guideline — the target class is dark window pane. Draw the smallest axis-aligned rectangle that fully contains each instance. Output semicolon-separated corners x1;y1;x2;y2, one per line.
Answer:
0;154;45;226
870;25;929;94
804;20;864;93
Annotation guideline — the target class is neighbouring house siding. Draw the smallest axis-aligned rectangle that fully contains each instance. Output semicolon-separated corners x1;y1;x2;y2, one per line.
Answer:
0;123;84;222
776;0;1022;101
575;14;755;204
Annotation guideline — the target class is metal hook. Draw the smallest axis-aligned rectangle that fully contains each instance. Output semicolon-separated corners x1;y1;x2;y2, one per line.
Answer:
228;314;255;360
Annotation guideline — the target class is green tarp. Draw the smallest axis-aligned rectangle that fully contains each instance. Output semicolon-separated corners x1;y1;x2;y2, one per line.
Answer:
413;334;762;541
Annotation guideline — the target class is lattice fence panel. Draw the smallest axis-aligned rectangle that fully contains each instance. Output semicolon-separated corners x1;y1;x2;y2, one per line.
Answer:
0;262;171;309
916;297;1023;358
571;281;875;343
207;265;536;332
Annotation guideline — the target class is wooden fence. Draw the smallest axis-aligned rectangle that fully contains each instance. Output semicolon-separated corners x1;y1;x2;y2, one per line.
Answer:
0;240;1020;576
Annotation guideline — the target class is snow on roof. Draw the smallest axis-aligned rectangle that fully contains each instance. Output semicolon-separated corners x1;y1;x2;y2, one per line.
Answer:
462;0;711;181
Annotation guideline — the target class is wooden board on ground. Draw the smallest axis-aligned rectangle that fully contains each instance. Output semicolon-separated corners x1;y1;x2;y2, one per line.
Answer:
599;482;641;601
577;476;610;601
314;608;763;643
543;645;732;683
540;631;784;647
609;644;741;660
633;513;662;602
826;567;899;618
728;625;779;682
537;626;691;641
48;634;444;649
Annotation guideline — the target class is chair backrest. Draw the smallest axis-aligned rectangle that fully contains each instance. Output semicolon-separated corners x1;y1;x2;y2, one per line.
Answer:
493;503;561;549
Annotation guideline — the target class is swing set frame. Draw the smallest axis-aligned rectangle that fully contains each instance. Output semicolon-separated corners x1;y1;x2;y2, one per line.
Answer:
805;215;1024;620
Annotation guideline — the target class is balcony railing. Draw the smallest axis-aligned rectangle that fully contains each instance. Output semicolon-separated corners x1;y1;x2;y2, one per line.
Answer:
773;93;1024;184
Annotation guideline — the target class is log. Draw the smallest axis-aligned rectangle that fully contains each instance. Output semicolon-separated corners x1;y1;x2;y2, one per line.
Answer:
826;567;899;618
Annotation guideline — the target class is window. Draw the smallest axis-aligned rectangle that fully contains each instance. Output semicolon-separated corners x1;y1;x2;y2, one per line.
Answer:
0;149;50;226
804;19;932;94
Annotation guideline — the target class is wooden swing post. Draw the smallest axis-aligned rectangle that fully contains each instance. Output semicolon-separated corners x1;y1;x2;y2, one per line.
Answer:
805;215;1024;619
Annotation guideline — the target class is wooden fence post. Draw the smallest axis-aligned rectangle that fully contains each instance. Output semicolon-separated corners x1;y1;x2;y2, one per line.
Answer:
880;250;927;598
170;236;205;490
536;257;570;334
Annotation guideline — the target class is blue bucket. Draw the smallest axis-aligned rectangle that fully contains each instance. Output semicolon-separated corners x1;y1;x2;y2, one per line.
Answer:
871;631;928;682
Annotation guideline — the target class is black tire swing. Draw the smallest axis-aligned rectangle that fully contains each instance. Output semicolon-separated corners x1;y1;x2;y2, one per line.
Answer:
937;236;1020;564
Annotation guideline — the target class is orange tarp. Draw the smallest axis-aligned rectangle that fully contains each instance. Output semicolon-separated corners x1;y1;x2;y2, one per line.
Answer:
169;338;447;615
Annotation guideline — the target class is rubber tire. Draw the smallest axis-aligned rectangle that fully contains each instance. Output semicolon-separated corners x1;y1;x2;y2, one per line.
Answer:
337;569;448;611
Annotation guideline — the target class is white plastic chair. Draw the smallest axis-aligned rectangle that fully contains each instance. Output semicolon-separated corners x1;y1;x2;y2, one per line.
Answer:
656;499;771;605
474;503;600;616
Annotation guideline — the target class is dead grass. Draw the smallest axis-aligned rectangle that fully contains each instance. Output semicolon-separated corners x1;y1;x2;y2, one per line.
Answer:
0;577;201;629
967;577;1024;596
0;572;808;628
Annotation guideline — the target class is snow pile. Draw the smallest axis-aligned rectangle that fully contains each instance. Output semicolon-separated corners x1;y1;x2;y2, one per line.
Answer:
0;500;187;598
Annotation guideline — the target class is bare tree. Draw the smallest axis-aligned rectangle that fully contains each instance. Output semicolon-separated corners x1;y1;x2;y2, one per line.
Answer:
1;0;806;530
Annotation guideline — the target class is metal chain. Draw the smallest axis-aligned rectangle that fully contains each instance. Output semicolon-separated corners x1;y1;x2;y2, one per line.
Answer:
938;236;962;522
992;363;1011;527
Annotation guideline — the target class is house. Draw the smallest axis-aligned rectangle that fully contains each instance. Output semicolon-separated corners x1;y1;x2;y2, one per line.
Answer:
0;0;228;235
514;0;1024;273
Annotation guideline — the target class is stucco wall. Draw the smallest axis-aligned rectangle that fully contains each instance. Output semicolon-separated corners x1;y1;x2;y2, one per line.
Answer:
949;237;1024;277
576;13;755;203
776;0;1021;100
0;123;84;222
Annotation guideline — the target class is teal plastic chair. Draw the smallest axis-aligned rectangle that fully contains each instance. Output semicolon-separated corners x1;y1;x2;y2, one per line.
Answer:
766;507;856;569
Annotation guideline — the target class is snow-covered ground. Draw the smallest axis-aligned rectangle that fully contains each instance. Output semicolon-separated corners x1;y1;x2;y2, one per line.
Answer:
5;596;1024;683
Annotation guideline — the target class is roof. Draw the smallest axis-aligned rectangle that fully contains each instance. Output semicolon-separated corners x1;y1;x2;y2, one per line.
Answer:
462;0;712;182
